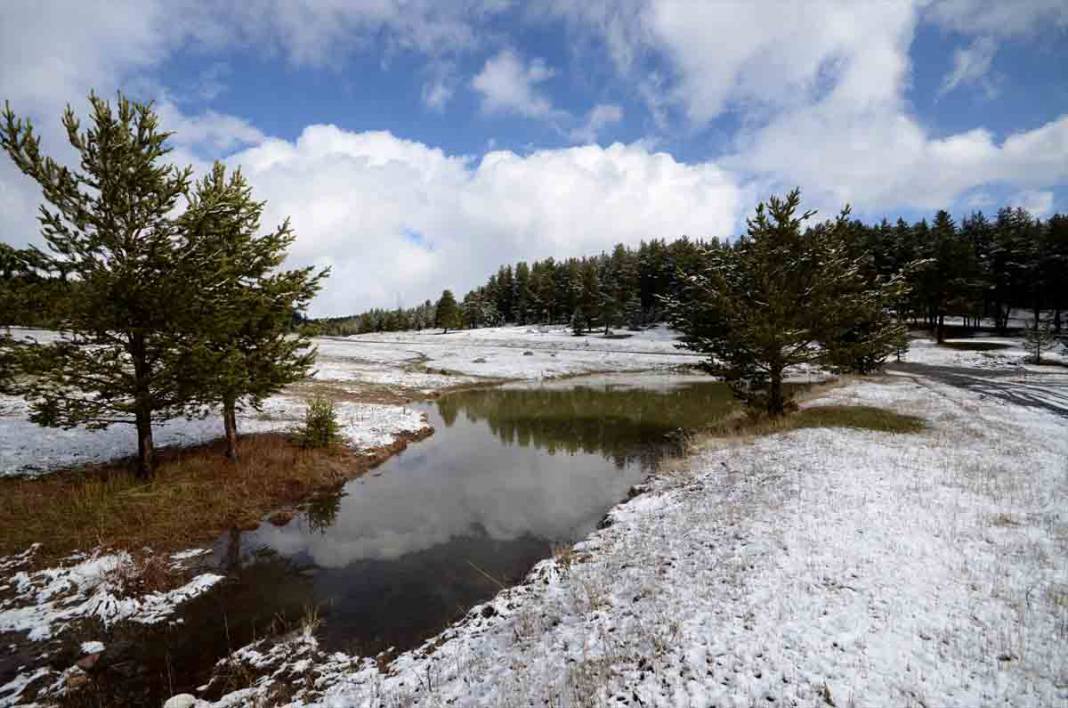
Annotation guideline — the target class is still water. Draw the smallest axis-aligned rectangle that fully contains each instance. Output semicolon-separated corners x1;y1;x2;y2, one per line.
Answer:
124;374;737;703
211;374;737;656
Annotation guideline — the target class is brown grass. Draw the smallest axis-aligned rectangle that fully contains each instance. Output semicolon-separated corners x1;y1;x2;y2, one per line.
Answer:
0;430;430;561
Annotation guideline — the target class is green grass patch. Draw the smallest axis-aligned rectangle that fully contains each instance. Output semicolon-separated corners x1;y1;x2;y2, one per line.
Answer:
710;403;925;438
788;405;926;433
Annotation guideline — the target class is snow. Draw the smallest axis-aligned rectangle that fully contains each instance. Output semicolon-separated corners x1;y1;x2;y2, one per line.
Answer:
202;374;1067;707
902;334;1067;370
0;394;427;478
0;325;686;477
326;325;699;381
0;667;50;708
79;640;104;655
0;549;224;641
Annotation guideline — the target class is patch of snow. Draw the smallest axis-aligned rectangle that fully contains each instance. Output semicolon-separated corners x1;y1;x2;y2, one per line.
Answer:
0;666;49;708
79;640;104;654
0;551;223;641
0;394;430;478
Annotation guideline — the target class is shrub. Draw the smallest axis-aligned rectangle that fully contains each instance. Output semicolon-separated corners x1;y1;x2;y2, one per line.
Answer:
299;396;340;448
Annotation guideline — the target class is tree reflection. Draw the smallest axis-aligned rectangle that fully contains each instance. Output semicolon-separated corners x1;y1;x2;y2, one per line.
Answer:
436;382;736;470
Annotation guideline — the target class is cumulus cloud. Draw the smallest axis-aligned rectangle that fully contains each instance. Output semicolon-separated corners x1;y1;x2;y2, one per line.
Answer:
472;49;557;118
553;0;1067;214
226;125;743;316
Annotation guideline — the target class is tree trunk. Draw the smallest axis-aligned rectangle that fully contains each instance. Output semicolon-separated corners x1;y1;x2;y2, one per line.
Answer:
223;397;239;461
768;367;785;417
130;334;155;480
134;406;155;480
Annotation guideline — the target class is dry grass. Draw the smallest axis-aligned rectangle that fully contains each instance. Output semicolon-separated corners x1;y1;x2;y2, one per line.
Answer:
0;431;426;560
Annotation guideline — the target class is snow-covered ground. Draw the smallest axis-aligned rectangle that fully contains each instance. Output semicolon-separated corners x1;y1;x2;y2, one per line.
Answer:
902;334;1067;370
0;394;428;477
1;325;694;477
4;326;1067;706
192;374;1067;707
0;547;223;707
315;325;699;383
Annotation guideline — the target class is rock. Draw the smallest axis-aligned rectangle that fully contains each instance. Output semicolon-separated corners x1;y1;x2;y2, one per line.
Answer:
76;652;101;671
472;357;487;363
522;350;534;356
163;695;199;708
267;509;295;526
480;604;496;618
65;671;90;690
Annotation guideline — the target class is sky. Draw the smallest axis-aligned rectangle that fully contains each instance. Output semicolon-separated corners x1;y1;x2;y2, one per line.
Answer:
0;0;1066;317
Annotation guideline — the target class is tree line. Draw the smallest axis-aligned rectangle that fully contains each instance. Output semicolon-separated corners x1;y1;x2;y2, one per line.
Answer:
321;206;1067;342
0;94;326;478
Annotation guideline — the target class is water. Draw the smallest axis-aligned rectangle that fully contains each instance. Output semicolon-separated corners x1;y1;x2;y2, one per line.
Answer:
99;374;738;703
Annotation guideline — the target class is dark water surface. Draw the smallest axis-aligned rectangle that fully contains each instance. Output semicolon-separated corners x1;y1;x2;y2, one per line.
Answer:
115;375;737;702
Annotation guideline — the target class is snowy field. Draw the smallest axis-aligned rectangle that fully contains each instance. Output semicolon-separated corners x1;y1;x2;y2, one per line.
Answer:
1;325;697;477
902;334;1068;370
193;374;1067;707
2;326;1066;706
0;393;428;478
314;324;700;384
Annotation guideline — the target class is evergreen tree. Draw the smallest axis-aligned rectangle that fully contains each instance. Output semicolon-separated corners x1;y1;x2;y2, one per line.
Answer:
435;289;461;332
177;163;326;460
0;94;194;478
577;260;600;333
666;189;905;416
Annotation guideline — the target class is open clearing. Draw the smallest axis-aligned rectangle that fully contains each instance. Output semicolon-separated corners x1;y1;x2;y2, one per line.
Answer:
1;327;1066;707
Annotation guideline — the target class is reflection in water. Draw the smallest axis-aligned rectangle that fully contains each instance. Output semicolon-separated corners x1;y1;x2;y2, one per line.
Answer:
166;376;736;694
437;378;737;469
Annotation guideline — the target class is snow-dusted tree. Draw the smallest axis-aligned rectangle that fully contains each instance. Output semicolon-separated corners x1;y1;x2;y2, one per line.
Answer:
0;94;194;478
435;289;461;333
176;163;327;460
665;189;906;416
1023;317;1058;364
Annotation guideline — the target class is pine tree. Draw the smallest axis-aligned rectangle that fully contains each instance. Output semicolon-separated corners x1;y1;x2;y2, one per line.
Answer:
578;260;600;333
435;289;461;333
0;94;194;478
665;189;905;416
177;163;326;460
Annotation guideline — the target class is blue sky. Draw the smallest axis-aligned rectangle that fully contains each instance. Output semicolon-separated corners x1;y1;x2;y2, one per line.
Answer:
1;0;1066;315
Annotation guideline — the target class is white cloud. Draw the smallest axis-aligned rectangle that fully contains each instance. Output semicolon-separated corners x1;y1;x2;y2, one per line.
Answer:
925;0;1068;38
940;36;998;96
1008;190;1054;218
472;49;557;118
554;0;1067;214
569;103;624;143
227;125;743;316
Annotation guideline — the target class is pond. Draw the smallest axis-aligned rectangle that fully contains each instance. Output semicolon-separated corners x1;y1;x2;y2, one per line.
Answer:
105;374;739;703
